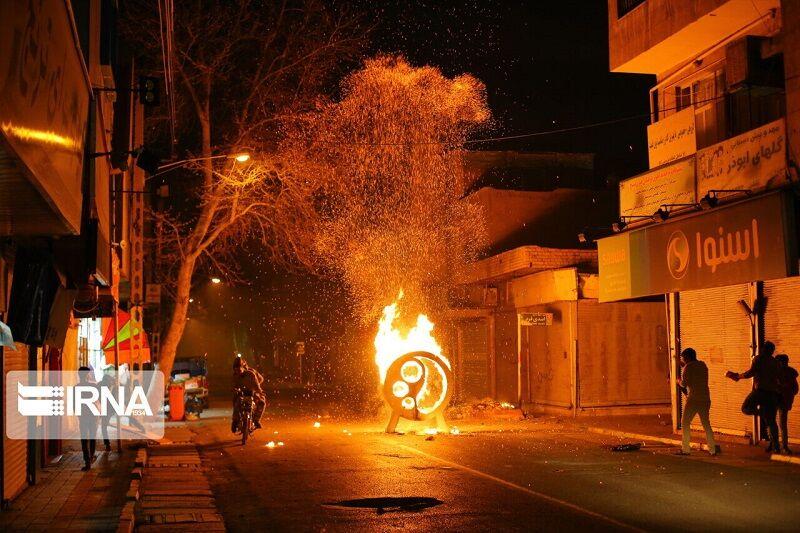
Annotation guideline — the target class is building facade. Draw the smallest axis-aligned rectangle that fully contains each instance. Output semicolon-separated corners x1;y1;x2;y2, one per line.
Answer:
450;158;670;413
0;0;149;504
601;0;800;442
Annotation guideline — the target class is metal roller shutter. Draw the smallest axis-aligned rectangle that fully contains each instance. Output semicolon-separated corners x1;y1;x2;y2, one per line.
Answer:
680;285;753;435
4;342;29;501
459;319;489;400
763;277;800;444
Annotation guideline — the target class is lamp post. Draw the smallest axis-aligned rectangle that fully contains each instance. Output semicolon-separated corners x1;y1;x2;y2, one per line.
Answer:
147;152;251;180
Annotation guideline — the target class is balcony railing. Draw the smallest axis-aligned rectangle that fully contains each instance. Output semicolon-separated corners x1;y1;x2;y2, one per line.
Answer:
617;0;646;17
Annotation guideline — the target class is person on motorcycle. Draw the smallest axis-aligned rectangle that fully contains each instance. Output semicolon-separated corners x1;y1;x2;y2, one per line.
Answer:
232;356;266;432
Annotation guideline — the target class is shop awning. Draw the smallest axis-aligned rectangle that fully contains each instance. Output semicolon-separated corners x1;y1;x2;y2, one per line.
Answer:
102;309;151;366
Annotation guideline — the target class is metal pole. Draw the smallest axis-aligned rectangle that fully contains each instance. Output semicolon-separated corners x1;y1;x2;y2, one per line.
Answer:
111;177;122;454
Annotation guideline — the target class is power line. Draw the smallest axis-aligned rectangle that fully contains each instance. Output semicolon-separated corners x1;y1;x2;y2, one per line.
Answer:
300;89;783;148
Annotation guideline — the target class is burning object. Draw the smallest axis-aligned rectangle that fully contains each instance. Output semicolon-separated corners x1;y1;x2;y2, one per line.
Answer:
375;293;453;433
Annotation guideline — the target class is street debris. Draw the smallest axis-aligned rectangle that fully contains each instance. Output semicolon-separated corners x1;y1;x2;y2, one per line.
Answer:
611;443;643;452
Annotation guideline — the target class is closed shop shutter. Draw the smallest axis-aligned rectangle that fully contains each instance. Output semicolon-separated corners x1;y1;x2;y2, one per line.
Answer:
763;277;800;443
525;302;572;407
680;285;752;435
578;301;670;407
4;342;29;501
459;319;489;399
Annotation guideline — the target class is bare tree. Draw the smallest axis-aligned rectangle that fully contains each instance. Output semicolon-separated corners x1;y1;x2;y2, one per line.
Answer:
122;0;366;378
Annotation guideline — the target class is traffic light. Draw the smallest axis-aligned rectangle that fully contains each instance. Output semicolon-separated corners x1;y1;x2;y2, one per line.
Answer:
138;76;160;106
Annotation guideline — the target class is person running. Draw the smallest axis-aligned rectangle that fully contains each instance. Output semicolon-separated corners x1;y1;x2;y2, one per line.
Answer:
775;354;798;455
676;348;717;456
726;341;782;453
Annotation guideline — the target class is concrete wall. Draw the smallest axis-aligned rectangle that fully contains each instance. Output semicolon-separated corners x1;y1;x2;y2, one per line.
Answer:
609;0;779;74
783;0;800;174
468;187;614;253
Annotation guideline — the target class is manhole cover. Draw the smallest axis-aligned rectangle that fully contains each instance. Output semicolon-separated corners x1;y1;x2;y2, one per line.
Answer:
323;496;443;514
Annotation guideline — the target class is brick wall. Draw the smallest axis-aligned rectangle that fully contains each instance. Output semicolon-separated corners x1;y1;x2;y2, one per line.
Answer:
459;245;598;284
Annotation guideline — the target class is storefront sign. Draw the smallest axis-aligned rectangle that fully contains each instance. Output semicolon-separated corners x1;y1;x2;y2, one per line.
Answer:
598;193;795;302
647;108;697;168
0;1;91;234
696;119;786;198
619;157;696;218
519;312;553;326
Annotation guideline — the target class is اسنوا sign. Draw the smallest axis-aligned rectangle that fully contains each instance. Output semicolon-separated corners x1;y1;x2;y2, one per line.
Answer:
598;192;796;302
519;313;553;326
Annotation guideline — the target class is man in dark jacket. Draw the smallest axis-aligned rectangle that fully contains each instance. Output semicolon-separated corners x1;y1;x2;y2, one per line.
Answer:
726;341;781;453
77;366;98;470
232;357;266;432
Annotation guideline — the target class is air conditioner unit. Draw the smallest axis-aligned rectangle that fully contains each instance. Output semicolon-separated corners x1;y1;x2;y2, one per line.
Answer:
725;36;767;89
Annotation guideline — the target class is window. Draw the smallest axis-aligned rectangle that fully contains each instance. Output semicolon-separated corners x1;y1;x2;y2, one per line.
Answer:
618;0;646;18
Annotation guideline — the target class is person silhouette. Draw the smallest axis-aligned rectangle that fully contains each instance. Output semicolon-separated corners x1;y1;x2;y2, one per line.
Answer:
675;348;717;456
77;366;98;470
775;354;798;455
726;341;782;453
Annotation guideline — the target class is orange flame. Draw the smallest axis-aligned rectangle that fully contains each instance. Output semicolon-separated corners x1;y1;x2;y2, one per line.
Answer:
374;291;448;383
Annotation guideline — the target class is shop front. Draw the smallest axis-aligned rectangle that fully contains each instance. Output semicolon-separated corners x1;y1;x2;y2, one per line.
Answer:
598;191;799;441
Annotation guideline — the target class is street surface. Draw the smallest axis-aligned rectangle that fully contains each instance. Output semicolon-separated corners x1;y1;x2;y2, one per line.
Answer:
190;401;800;532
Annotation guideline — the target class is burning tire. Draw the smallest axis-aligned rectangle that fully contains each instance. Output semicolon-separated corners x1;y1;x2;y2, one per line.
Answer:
382;350;453;431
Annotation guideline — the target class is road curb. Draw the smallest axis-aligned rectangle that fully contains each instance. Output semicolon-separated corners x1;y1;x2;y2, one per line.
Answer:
770;453;800;465
117;447;146;532
586;426;710;451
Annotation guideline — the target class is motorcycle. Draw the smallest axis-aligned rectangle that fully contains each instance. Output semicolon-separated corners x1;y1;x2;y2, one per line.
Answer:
233;387;255;445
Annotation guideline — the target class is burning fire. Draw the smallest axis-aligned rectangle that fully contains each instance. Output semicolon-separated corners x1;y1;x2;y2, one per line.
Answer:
374;291;448;384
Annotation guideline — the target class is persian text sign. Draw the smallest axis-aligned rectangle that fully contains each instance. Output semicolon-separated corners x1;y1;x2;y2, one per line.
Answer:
647;108;696;168
696;119;786;198
619;157;696;217
599;193;795;302
5;370;165;440
519;313;553;326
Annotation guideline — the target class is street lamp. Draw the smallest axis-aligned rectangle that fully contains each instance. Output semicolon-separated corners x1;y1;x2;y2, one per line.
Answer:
148;151;252;180
211;277;222;284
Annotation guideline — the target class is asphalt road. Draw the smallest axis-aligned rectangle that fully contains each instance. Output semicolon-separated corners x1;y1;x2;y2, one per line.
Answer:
190;404;800;532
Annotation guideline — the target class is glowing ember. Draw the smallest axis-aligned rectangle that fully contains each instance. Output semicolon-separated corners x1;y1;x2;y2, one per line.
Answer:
374;291;447;383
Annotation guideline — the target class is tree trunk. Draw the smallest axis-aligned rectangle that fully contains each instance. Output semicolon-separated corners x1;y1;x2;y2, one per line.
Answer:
158;256;196;380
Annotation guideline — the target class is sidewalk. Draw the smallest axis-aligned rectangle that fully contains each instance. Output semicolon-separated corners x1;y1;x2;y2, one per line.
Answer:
131;426;225;531
0;443;134;532
568;413;800;464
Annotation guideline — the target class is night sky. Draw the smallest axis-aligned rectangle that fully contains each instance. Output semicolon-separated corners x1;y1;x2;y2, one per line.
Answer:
359;0;655;178
179;1;655;368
